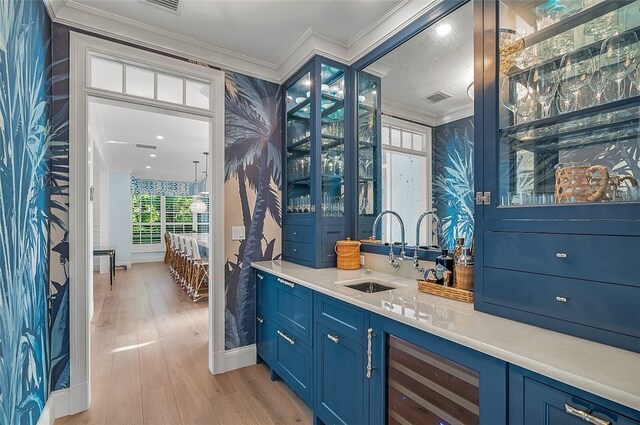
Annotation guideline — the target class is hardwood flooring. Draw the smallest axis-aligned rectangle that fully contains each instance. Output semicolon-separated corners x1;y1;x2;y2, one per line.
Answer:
55;262;311;425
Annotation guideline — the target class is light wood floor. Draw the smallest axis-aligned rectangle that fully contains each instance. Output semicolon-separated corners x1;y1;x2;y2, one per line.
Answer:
55;262;312;425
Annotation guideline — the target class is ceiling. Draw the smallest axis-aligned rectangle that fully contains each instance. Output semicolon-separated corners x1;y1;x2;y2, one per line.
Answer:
65;0;403;65
365;1;473;124
89;98;209;181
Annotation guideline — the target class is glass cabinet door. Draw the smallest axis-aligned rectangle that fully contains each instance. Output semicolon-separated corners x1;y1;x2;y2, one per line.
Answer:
320;63;346;217
357;72;381;239
286;72;313;215
493;0;640;217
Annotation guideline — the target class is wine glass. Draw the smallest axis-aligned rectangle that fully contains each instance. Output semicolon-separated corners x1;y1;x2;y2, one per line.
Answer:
528;62;560;118
601;32;640;100
560;48;595;111
500;74;536;122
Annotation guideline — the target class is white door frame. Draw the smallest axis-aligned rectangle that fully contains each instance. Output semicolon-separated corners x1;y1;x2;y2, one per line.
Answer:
65;32;226;415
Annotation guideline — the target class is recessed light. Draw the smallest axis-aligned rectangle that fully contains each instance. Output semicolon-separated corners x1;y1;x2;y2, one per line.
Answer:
146;166;151;169
156;135;164;140
436;23;452;36
150;154;156;158
107;140;127;144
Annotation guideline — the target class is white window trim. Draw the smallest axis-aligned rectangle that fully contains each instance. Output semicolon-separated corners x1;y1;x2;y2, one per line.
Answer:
66;32;226;418
381;116;434;246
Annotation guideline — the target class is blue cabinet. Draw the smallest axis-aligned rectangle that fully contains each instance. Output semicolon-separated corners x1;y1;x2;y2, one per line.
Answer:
274;326;313;406
282;56;353;268
510;366;640;425
474;0;640;352
314;294;370;425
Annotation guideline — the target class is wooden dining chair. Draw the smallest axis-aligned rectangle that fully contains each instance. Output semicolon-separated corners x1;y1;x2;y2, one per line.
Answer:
189;237;208;302
163;233;171;264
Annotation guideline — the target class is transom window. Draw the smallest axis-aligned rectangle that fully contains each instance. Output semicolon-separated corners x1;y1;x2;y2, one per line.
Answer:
89;54;211;109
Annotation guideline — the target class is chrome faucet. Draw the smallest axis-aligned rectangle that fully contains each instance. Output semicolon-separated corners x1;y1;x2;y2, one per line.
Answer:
372;210;409;269
413;210;440;273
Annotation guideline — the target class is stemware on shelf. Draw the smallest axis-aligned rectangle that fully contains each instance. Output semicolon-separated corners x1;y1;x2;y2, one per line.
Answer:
528;62;560;119
559;47;595;111
600;31;640;100
500;74;536;122
583;0;620;39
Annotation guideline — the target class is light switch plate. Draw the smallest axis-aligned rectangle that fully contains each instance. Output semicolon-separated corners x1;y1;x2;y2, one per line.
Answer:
231;226;245;241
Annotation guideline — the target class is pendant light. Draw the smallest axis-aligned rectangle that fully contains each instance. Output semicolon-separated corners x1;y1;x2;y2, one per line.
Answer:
190;160;207;214
200;152;209;195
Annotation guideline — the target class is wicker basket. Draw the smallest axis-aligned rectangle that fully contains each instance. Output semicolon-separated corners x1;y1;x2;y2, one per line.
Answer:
454;264;474;291
555;164;609;203
417;280;474;303
335;238;361;270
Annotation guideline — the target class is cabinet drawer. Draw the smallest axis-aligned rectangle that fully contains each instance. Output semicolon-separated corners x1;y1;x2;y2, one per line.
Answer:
523;377;639;425
274;327;312;406
282;241;314;263
484;232;640;286
256;270;275;316
315;293;367;340
274;276;313;345
484;268;640;338
283;225;314;243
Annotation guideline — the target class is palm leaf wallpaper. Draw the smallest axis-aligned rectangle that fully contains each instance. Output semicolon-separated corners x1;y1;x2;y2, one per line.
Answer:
432;117;475;250
0;0;52;423
224;72;282;349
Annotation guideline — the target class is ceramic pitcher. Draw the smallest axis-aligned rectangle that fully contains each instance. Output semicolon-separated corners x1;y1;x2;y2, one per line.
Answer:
554;163;609;203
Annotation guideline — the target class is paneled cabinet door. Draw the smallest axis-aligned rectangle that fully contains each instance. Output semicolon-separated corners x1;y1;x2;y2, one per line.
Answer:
315;323;368;425
256;313;275;365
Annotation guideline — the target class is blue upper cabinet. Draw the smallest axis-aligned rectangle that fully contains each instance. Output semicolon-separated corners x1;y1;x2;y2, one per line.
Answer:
283;56;352;268
475;0;640;352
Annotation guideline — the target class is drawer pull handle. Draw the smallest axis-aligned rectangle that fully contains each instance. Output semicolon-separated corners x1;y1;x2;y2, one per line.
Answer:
556;295;568;303
556;253;568;259
564;404;610;425
256;317;264;324
256;274;264;280
327;334;340;344
277;277;295;288
366;328;374;379
277;330;295;345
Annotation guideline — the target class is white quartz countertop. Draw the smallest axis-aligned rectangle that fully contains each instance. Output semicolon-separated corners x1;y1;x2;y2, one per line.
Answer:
252;260;640;411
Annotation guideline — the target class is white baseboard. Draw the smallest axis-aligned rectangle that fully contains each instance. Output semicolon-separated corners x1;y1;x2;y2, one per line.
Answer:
224;344;257;372
36;394;57;425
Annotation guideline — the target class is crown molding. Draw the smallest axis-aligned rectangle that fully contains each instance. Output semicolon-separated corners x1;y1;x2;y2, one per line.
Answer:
382;99;437;127
435;103;474;126
44;0;447;84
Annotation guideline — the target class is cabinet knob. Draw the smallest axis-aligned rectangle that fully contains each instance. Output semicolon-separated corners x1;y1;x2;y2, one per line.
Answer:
293;248;298;253
556;252;568;259
256;317;264;324
327;334;340;344
293;232;297;236
555;295;568;303
256;274;264;280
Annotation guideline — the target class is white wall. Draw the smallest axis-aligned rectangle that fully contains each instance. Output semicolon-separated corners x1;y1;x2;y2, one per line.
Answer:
108;170;132;268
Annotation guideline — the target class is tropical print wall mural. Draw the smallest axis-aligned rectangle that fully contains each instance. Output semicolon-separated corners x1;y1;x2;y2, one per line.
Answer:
0;0;52;423
432;116;475;250
49;24;71;392
224;72;282;349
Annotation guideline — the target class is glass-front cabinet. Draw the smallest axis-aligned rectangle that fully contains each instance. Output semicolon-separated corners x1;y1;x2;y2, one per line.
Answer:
476;0;640;352
491;0;640;217
283;57;351;268
356;72;382;241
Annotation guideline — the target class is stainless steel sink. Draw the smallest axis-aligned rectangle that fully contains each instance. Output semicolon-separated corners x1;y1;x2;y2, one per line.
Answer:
346;281;396;293
336;277;399;293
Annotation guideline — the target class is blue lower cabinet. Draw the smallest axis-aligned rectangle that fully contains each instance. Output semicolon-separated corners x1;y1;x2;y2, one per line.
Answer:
510;366;640;425
256;313;275;365
274;326;313;406
315;323;368;425
274;276;313;345
256;271;275;316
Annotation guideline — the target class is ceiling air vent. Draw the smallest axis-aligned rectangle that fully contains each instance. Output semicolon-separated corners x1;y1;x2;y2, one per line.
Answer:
140;0;182;13
135;143;157;150
422;91;453;103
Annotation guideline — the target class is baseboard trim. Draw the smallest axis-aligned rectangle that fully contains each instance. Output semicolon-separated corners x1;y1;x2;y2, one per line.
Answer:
36;394;57;425
224;344;257;372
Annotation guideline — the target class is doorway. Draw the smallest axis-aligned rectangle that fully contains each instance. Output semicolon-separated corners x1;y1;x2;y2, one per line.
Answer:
68;33;225;414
